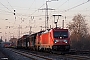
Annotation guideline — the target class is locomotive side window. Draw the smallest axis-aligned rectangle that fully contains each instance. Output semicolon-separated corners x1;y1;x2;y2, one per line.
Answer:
54;31;68;39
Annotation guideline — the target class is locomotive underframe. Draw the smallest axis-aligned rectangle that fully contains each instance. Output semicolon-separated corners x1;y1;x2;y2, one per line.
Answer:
52;45;70;51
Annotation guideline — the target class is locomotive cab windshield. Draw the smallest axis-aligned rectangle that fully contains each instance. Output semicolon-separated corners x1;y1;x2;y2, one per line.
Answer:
54;31;68;39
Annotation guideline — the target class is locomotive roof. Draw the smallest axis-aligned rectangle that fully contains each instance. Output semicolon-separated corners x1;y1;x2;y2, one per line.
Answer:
29;31;44;36
41;27;68;34
22;34;29;38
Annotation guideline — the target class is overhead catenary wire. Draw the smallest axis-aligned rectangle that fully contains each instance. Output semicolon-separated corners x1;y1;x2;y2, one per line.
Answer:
0;1;16;23
0;9;12;14
1;1;90;23
6;0;17;24
47;0;69;25
0;1;22;31
6;0;33;24
48;0;90;20
0;2;13;13
60;0;90;13
25;3;46;20
30;3;45;15
48;0;69;15
56;0;69;9
7;0;14;10
19;0;36;20
26;0;36;13
46;0;69;19
45;0;90;29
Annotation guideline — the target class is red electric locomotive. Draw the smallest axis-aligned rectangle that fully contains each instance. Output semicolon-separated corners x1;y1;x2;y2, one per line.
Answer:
17;27;70;52
36;27;70;52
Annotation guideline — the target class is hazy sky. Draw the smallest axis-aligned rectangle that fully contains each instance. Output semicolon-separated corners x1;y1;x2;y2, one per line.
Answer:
0;0;90;41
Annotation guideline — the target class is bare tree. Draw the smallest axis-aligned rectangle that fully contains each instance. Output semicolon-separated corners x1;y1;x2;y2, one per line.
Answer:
67;14;88;41
67;14;90;50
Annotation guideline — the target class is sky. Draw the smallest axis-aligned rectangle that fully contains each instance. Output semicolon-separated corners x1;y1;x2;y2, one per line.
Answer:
0;0;90;41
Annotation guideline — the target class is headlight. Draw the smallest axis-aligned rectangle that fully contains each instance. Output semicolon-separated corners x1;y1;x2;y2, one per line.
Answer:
54;40;59;43
64;40;68;43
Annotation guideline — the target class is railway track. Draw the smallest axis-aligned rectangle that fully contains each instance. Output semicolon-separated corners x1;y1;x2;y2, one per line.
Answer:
7;48;90;60
64;54;90;60
52;50;90;60
8;48;53;60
